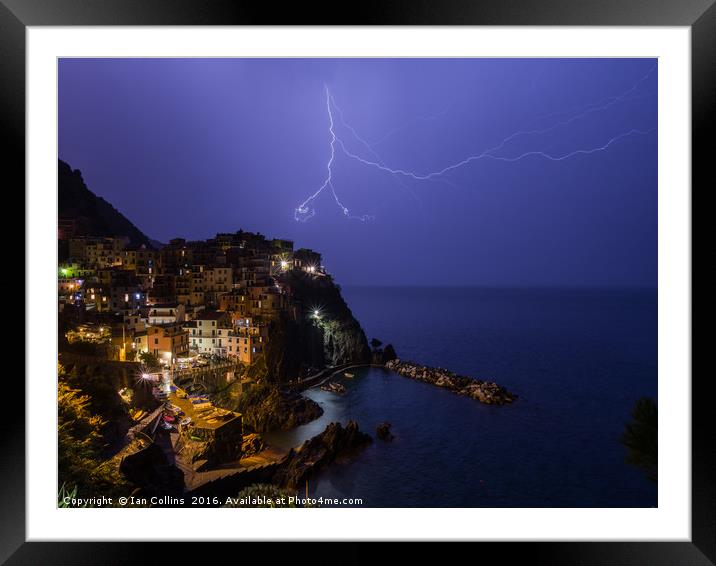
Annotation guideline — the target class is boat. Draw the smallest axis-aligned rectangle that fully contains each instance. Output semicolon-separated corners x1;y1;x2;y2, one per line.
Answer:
320;382;347;394
344;372;354;378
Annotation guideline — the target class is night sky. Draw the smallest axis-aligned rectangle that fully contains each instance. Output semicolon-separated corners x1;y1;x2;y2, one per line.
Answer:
59;58;657;287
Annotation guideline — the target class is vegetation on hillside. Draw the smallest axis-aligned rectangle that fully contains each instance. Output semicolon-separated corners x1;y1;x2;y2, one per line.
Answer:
621;397;658;483
58;366;132;501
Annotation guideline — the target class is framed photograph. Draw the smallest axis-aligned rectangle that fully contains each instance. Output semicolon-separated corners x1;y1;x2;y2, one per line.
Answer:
7;0;708;563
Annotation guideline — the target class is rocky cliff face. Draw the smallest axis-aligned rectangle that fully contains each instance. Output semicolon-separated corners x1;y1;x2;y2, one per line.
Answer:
240;386;324;433
271;421;372;489
265;270;371;383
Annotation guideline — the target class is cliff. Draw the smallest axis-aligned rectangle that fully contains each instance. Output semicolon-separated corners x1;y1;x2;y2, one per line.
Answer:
265;270;371;383
238;384;323;433
271;421;372;489
58;159;156;248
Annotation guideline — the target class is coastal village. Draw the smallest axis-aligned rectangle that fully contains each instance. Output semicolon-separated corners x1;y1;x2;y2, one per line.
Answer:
59;229;324;366
56;161;515;505
58;227;337;493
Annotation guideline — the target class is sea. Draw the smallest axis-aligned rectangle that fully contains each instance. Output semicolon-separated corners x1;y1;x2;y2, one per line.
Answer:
265;287;658;508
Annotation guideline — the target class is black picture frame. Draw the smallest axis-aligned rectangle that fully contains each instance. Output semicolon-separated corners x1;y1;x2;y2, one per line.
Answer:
4;1;708;563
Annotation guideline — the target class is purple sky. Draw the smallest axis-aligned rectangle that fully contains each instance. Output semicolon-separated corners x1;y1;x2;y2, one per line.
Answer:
59;58;657;287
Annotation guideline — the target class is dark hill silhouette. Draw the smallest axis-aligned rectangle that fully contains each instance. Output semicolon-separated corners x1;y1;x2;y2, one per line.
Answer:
58;159;159;248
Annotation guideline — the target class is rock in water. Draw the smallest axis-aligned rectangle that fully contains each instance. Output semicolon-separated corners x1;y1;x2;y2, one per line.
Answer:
237;385;324;432
272;421;372;489
376;422;394;441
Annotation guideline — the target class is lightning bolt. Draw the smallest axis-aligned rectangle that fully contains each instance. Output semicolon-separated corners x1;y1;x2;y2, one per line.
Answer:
336;127;654;181
295;65;656;222
295;85;375;222
294;85;335;222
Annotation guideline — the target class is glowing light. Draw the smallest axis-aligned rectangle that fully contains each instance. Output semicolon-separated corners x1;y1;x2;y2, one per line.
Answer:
280;260;288;269
60;268;68;276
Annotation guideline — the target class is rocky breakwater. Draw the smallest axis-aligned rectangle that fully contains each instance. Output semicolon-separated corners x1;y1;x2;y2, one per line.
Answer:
385;359;517;405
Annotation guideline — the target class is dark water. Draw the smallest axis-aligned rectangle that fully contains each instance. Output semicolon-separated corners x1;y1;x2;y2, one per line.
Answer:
266;287;657;507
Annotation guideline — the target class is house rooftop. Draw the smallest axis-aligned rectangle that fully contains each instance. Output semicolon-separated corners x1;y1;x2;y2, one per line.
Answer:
194;310;227;321
147;322;186;330
169;388;241;431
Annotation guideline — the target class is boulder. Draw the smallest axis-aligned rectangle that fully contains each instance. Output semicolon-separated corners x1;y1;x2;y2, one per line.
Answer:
376;422;394;442
272;421;372;489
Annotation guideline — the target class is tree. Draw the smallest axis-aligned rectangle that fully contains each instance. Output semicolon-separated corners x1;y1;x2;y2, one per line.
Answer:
60;362;125;424
370;338;383;349
620;397;657;483
139;351;161;370
58;380;131;499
